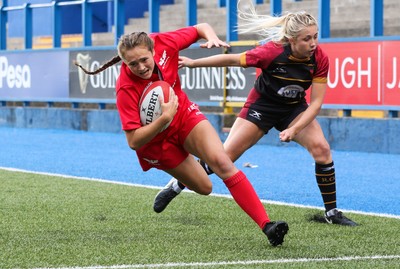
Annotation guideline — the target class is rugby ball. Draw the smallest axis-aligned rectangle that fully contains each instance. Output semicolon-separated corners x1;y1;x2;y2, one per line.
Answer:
139;81;174;132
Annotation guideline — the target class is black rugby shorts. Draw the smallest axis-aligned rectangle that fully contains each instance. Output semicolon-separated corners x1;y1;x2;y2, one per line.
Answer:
238;88;308;134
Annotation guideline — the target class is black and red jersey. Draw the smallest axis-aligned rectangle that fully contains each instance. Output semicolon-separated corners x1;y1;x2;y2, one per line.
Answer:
240;41;329;105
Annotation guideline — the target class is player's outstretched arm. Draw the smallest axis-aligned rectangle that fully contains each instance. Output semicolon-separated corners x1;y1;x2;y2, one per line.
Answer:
179;53;241;68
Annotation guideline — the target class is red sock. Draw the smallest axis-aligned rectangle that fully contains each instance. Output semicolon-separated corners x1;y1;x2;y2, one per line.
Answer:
223;170;270;229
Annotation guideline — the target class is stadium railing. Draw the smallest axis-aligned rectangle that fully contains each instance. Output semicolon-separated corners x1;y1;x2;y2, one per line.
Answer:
0;0;388;48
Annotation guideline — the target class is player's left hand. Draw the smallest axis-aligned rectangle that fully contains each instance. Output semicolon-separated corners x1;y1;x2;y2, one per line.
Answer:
279;128;296;142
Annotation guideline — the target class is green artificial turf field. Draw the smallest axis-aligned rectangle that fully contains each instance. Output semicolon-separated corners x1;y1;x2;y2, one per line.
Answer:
1;169;399;269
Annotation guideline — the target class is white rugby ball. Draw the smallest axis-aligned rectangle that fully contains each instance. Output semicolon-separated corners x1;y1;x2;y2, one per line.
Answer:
139;81;174;132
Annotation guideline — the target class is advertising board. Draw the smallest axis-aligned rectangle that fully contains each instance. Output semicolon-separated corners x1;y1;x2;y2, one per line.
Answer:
69;50;119;99
178;46;256;105
0;51;69;98
1;40;399;109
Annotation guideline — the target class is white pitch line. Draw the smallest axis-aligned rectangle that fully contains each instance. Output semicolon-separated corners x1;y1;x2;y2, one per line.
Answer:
1;166;400;220
30;255;400;269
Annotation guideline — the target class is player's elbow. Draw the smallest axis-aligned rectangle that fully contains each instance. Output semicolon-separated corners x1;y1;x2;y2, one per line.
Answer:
127;141;137;151
127;135;143;150
128;144;138;151
309;102;322;115
315;105;322;115
127;140;143;151
125;131;143;151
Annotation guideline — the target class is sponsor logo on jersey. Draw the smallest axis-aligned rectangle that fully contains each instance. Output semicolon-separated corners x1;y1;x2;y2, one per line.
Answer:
143;158;160;165
249;110;262;121
277;84;304;98
272;67;287;74
159;50;170;69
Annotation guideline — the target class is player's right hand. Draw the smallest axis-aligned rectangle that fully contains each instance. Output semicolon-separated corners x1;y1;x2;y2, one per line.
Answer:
178;56;194;69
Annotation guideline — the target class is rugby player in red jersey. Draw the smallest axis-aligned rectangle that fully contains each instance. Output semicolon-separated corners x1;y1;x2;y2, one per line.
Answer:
76;23;289;246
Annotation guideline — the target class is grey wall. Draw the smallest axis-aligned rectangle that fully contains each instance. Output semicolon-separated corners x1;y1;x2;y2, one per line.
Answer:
0;107;399;154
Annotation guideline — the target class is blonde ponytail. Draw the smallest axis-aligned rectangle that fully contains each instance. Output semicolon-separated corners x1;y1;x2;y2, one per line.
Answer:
237;0;318;44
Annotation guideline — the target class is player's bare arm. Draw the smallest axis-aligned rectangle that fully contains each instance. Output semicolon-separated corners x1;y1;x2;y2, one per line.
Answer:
194;23;230;48
179;53;241;68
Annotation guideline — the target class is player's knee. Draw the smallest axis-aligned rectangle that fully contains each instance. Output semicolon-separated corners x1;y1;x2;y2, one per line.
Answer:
310;141;331;162
206;153;234;176
197;182;212;195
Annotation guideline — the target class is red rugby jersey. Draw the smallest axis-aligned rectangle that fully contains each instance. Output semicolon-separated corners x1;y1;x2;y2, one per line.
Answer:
116;26;199;134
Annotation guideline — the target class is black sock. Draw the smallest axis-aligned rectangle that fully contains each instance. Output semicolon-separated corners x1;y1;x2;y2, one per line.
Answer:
315;161;337;212
198;159;214;175
177;181;186;190
176;159;212;190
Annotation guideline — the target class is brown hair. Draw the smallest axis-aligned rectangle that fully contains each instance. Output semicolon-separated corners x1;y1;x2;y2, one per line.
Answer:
75;32;154;75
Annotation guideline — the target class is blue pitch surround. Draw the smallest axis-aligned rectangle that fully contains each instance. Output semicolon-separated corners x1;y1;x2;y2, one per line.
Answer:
0;127;399;217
